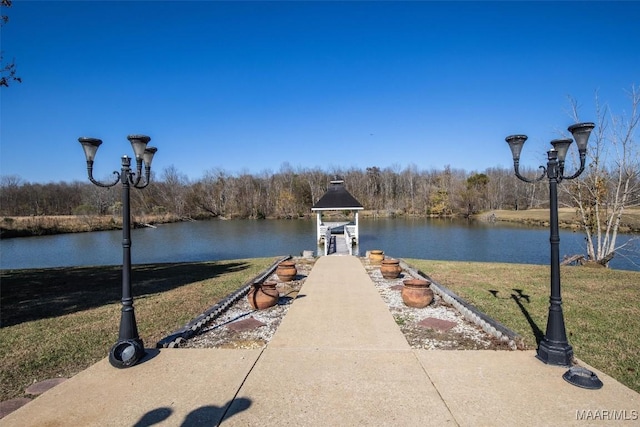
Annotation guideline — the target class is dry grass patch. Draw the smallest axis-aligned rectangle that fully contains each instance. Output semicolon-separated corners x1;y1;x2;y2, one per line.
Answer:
1;214;182;237
405;259;640;393
488;207;640;232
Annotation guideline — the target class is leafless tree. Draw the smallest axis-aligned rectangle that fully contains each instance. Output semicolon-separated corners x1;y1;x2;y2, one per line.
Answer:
0;174;23;214
189;168;228;217
148;165;190;218
566;87;640;267
1;0;22;87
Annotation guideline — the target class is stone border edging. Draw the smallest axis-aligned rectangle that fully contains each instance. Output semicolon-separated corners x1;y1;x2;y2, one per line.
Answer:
400;259;525;350
156;255;291;348
156;255;525;350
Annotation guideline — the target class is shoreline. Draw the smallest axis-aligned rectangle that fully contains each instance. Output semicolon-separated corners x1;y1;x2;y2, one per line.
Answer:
2;208;639;239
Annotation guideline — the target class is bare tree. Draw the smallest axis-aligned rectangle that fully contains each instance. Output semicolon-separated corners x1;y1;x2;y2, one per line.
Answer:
0;174;23;214
189;168;228;217
1;0;22;87
147;165;190;218
566;87;640;267
399;164;419;213
485;167;514;210
304;167;330;205
79;181;118;215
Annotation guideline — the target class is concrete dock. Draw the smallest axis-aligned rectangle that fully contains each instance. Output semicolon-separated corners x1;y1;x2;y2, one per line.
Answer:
2;256;638;426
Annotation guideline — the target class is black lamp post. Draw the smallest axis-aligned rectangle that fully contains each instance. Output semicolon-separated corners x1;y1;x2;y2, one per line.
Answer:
506;122;594;366
79;135;157;368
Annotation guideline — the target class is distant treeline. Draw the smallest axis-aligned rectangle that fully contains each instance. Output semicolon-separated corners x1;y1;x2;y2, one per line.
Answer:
1;164;559;219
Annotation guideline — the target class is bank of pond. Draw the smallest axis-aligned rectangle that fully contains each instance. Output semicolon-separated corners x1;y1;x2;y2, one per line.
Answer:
1;217;638;272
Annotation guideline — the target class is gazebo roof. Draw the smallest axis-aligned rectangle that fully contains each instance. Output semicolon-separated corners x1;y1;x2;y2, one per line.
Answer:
311;180;363;211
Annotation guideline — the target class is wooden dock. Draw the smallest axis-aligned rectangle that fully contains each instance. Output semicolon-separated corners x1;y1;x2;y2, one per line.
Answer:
327;234;352;256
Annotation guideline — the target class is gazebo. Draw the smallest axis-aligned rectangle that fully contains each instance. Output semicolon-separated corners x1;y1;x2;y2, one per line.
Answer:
311;180;364;254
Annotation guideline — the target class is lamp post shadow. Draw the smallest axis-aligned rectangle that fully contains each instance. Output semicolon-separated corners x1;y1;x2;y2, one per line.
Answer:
489;289;544;346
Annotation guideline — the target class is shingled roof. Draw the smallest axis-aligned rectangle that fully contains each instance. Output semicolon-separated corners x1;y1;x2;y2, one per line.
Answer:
312;180;363;211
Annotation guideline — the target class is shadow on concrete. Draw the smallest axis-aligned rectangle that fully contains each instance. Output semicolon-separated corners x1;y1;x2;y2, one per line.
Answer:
137;349;161;366
132;397;252;427
133;407;173;427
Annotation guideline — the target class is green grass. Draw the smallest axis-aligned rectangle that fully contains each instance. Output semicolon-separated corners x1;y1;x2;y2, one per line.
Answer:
2;257;639;402
0;257;277;401
405;259;640;393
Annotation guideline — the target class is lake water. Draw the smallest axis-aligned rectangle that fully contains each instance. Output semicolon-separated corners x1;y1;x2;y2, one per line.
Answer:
1;218;637;271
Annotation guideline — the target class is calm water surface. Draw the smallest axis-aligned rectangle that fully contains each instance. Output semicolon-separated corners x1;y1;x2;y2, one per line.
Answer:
1;218;637;271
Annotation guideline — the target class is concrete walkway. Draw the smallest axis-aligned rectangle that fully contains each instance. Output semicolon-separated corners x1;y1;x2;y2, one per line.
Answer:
2;256;638;426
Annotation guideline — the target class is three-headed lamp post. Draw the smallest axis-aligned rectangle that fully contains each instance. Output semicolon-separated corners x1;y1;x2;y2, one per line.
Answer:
79;135;157;368
505;122;594;366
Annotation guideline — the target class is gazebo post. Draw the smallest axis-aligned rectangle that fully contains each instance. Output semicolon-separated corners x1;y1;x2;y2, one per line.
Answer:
311;179;363;256
354;210;359;243
316;212;323;243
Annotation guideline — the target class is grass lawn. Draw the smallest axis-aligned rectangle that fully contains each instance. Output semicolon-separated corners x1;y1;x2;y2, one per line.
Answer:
0;257;278;401
406;259;640;394
487;207;640;232
1;257;639;402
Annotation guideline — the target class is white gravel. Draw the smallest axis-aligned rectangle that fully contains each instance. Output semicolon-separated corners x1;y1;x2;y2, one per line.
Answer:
184;259;311;349
182;257;515;350
364;260;510;350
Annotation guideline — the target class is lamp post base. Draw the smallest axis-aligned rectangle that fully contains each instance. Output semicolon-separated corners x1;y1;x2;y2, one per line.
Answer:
536;340;574;367
108;339;146;369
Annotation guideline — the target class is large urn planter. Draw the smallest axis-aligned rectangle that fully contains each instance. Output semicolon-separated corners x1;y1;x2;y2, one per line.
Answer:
401;279;434;308
276;260;297;282
369;250;384;265
247;281;279;310
380;258;402;279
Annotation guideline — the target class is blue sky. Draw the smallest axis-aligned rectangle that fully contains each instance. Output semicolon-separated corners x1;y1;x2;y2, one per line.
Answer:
1;1;638;183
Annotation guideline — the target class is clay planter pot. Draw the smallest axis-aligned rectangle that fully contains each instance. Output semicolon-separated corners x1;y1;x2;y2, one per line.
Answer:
369;250;384;265
276;260;297;282
380;258;402;279
401;279;434;308
247;281;279;310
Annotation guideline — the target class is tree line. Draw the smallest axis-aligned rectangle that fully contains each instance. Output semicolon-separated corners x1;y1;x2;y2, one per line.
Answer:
0;163;566;220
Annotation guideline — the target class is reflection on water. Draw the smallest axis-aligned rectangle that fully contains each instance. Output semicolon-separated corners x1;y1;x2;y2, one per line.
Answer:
1;218;637;271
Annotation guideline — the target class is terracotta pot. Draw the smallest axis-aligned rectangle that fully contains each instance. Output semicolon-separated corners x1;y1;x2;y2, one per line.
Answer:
380;258;402;279
247;281;279;310
369;250;384;265
276;260;297;282
401;279;433;308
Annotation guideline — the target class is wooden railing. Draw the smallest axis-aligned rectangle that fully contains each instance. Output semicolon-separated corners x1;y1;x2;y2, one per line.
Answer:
318;224;328;242
346;235;353;256
323;226;332;255
318;222;357;256
345;225;357;243
344;227;355;255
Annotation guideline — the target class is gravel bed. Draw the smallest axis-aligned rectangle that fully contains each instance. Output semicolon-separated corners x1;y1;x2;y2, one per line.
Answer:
181;256;516;350
363;259;514;350
183;258;313;349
